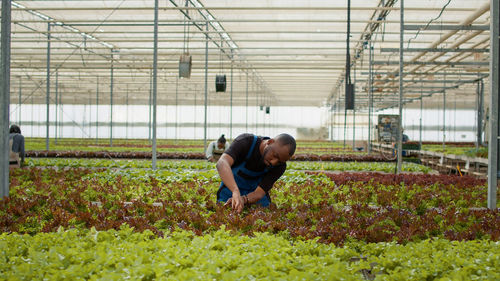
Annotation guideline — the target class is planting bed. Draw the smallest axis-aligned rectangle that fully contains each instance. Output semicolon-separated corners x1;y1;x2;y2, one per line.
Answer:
1;158;498;279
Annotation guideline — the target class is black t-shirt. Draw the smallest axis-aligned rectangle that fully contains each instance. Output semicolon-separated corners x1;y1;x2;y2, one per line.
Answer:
224;133;286;192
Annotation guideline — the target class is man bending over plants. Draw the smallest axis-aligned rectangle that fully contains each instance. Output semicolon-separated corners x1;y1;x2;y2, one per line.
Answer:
216;133;296;213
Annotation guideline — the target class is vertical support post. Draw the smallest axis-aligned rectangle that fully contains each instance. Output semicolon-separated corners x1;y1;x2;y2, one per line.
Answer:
18;76;21;124
442;90;446;152
46;23;51;151
88;92;92;139
454;95;457;142
96;76;99;144
55;71;58;145
352;106;356;151
230;58;233;140
175;77;178;140
477;80;484;147
330;106;333;141
148;70;152;142
419;89;423;149
126;84;129;139
368;43;373;154
344;0;350;151
254;82;257;133
343;87;347;149
203;22;208;154
58;85;62;138
152;0;159;169
30;95;33;136
487;0;499;210
110;50;114;147
246;71;249;131
397;0;404;173
1;0;11;199
194;90;197;139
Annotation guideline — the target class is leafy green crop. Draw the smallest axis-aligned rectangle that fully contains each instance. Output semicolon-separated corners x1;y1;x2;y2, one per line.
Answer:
0;226;498;280
27;158;432;173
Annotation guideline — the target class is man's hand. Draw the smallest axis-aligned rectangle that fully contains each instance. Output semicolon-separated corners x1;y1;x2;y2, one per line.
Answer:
224;191;245;213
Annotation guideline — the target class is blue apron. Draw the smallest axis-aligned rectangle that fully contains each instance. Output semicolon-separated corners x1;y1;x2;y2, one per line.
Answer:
216;135;271;207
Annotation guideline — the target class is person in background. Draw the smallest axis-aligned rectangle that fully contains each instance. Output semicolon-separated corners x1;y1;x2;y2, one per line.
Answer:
402;130;409;143
206;134;230;162
9;124;25;168
216;133;296;213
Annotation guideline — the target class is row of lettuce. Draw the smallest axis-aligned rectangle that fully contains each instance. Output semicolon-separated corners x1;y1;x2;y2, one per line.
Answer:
4;166;497;244
25;137;486;157
25;138;354;155
1;226;497;280
26;158;432;173
2;159;499;279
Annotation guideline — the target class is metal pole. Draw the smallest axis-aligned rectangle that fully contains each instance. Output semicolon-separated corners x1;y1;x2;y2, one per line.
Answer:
175;77;178;140
254;83;258;134
330;105;333;141
442;90;446;152
454;95;457;142
352;62;356;151
148;70;152;142
343;105;347;149
397;0;404;173
230;58;233;140
194;90;197;139
487;0;499;210
152;0;159;169
343;85;347;149
352;106;356;151
30;95;33;137
110;50;114;147
368;43;373;154
87;92;90;139
477;80;484;147
203;22;208;154
58;86;62;139
96;76;99;144
338;99;341;144
246;71;249;132
54;71;58;145
18;76;21;124
344;0;350;151
126;84;129;139
1;0;11;199
419;89;423;149
46;23;51;151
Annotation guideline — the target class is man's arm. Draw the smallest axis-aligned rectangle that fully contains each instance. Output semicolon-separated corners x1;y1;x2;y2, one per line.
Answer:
243;186;266;204
216;153;244;212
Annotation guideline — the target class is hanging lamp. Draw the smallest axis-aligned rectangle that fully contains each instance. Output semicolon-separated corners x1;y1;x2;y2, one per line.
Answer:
215;39;227;92
179;0;192;78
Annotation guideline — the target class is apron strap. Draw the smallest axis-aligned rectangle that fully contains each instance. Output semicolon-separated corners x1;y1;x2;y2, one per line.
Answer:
245;135;258;160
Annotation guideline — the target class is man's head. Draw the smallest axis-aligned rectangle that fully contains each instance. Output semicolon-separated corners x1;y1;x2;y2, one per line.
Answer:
217;134;226;149
262;133;296;167
9;125;21;134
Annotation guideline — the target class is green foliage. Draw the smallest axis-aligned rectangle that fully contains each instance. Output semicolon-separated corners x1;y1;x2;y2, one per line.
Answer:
0;227;498;280
422;144;488;158
287;161;432;173
27;158;432;173
3;157;500;280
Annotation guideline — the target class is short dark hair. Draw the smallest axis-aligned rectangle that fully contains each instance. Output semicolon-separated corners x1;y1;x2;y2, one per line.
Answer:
9;124;21;134
275;133;296;156
217;134;226;144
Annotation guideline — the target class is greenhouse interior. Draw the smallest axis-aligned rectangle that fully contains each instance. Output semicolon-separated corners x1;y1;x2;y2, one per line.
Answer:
0;0;499;279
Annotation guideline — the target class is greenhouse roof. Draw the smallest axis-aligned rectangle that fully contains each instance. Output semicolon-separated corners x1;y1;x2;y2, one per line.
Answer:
8;0;492;110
